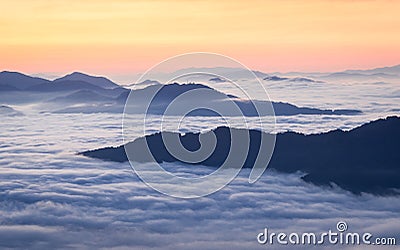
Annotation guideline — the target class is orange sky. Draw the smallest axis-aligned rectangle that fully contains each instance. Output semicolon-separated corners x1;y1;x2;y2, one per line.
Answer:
1;0;400;80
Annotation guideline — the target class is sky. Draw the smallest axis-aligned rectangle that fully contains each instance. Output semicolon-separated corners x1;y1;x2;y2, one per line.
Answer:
1;0;400;80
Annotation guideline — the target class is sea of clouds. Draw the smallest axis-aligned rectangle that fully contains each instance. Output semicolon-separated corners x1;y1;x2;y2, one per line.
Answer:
0;78;399;249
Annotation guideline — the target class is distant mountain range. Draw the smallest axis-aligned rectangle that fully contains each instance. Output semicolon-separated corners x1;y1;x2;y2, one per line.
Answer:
0;71;119;91
263;75;324;83
0;70;362;116
53;82;360;116
80;116;400;195
121;83;360;116
160;64;399;84
3;63;397;91
342;64;400;75
268;64;400;82
152;67;269;81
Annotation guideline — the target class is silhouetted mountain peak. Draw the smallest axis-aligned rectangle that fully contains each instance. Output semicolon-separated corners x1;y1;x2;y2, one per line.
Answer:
0;71;50;90
0;71;45;80
55;72;119;89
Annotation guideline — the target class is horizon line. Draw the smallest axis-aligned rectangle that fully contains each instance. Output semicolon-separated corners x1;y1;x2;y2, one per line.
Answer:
1;62;399;84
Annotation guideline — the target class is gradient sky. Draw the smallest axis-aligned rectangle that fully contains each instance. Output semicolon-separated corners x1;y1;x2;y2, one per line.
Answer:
1;0;400;80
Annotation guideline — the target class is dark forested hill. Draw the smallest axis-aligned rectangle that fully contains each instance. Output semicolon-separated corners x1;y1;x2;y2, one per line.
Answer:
80;116;400;195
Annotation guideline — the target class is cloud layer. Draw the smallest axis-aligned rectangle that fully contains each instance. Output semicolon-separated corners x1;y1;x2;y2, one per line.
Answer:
1;77;399;249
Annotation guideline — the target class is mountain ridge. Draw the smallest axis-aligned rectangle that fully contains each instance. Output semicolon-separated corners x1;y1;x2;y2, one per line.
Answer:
54;72;119;89
80;116;400;195
0;71;361;116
